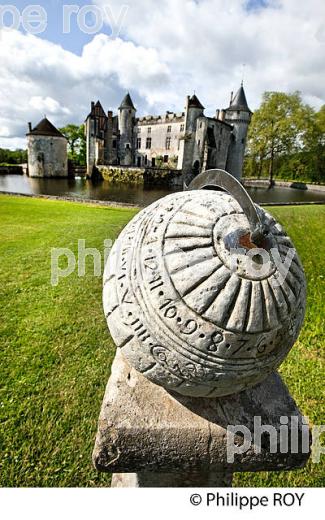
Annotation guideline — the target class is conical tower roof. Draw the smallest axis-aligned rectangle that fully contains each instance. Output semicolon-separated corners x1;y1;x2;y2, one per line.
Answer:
119;92;136;110
188;94;204;109
27;118;66;138
228;84;251;112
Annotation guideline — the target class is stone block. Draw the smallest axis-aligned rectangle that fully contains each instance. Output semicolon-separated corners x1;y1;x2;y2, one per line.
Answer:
93;349;311;487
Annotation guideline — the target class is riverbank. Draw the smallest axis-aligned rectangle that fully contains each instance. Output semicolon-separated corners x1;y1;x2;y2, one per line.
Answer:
0;165;24;175
1;189;325;208
0;195;324;487
0;190;140;208
243;177;325;193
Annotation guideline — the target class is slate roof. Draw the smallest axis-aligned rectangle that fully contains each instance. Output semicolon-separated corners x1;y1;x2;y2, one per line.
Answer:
85;100;107;121
27;118;66;138
188;94;205;109
93;100;107;117
119;92;136;110
227;84;251;112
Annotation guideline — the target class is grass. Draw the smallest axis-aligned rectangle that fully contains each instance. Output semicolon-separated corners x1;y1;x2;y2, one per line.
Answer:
0;195;324;487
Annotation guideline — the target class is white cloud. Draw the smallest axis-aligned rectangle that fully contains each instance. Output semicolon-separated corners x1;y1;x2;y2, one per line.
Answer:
29;96;71;115
0;0;325;149
0;136;26;149
0;29;170;148
95;0;325;108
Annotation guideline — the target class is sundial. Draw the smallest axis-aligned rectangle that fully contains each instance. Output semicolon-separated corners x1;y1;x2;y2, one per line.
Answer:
103;169;306;397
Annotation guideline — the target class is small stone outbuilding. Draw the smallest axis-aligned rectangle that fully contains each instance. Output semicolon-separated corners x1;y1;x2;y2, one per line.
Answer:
27;118;68;178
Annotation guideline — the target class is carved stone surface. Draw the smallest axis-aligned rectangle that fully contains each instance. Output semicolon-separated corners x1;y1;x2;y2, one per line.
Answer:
103;190;306;397
92;349;311;485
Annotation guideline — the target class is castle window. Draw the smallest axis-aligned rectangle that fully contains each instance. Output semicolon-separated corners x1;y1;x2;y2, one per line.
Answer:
163;155;169;163
199;122;203;129
180;124;184;132
125;143;130;150
166;137;171;150
137;138;141;149
242;138;245;144
220;127;223;135
198;139;201;147
137;127;141;133
218;141;221;151
113;140;117;149
147;127;151;134
167;125;172;133
146;137;152;149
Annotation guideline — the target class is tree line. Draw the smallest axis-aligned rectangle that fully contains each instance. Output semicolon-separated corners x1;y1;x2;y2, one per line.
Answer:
0;148;27;165
244;91;325;184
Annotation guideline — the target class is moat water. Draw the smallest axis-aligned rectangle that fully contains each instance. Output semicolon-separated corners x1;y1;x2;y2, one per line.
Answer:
1;174;325;206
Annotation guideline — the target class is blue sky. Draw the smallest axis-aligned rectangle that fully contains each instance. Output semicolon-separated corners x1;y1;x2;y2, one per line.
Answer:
0;0;324;149
4;0;272;54
2;0;118;54
246;0;270;11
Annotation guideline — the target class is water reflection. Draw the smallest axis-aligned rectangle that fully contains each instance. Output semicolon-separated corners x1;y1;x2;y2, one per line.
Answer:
0;174;325;206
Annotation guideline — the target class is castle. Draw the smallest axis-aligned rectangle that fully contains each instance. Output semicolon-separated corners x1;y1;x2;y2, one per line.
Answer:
85;83;252;179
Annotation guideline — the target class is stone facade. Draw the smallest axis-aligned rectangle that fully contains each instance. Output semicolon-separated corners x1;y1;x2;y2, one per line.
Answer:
27;118;68;178
85;84;252;179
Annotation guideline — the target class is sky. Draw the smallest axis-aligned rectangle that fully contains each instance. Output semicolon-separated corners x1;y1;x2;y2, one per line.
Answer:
0;0;324;149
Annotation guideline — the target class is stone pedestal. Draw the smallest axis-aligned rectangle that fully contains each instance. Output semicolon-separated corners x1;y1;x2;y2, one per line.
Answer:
93;350;311;488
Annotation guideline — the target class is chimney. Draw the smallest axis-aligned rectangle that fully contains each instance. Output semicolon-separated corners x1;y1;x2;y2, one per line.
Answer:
219;109;226;121
230;91;234;105
107;110;113;130
215;109;220;120
91;101;95;111
28;122;32;132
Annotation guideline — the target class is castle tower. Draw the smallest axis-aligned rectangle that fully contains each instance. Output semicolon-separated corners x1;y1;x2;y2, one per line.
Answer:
26;118;68;178
118;93;136;166
178;94;204;173
85;100;108;177
224;83;252;180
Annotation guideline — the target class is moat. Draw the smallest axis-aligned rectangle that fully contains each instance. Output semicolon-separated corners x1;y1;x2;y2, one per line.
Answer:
1;174;325;206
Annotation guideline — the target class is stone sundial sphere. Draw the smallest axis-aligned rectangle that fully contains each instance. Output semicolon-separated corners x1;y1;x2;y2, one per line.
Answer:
103;170;306;397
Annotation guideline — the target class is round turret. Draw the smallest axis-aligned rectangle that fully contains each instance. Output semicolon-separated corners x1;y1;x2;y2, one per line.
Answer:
118;93;136;166
27;118;68;178
225;83;252;180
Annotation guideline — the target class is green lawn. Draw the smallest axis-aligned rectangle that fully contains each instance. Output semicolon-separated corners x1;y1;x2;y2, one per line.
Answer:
0;195;324;487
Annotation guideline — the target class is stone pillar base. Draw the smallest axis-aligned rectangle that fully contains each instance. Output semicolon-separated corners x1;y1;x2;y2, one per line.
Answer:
111;470;233;488
93;350;311;488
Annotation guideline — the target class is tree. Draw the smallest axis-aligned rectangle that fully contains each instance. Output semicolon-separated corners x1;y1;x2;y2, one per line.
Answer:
303;105;325;182
0;148;27;165
246;92;313;183
59;124;86;165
